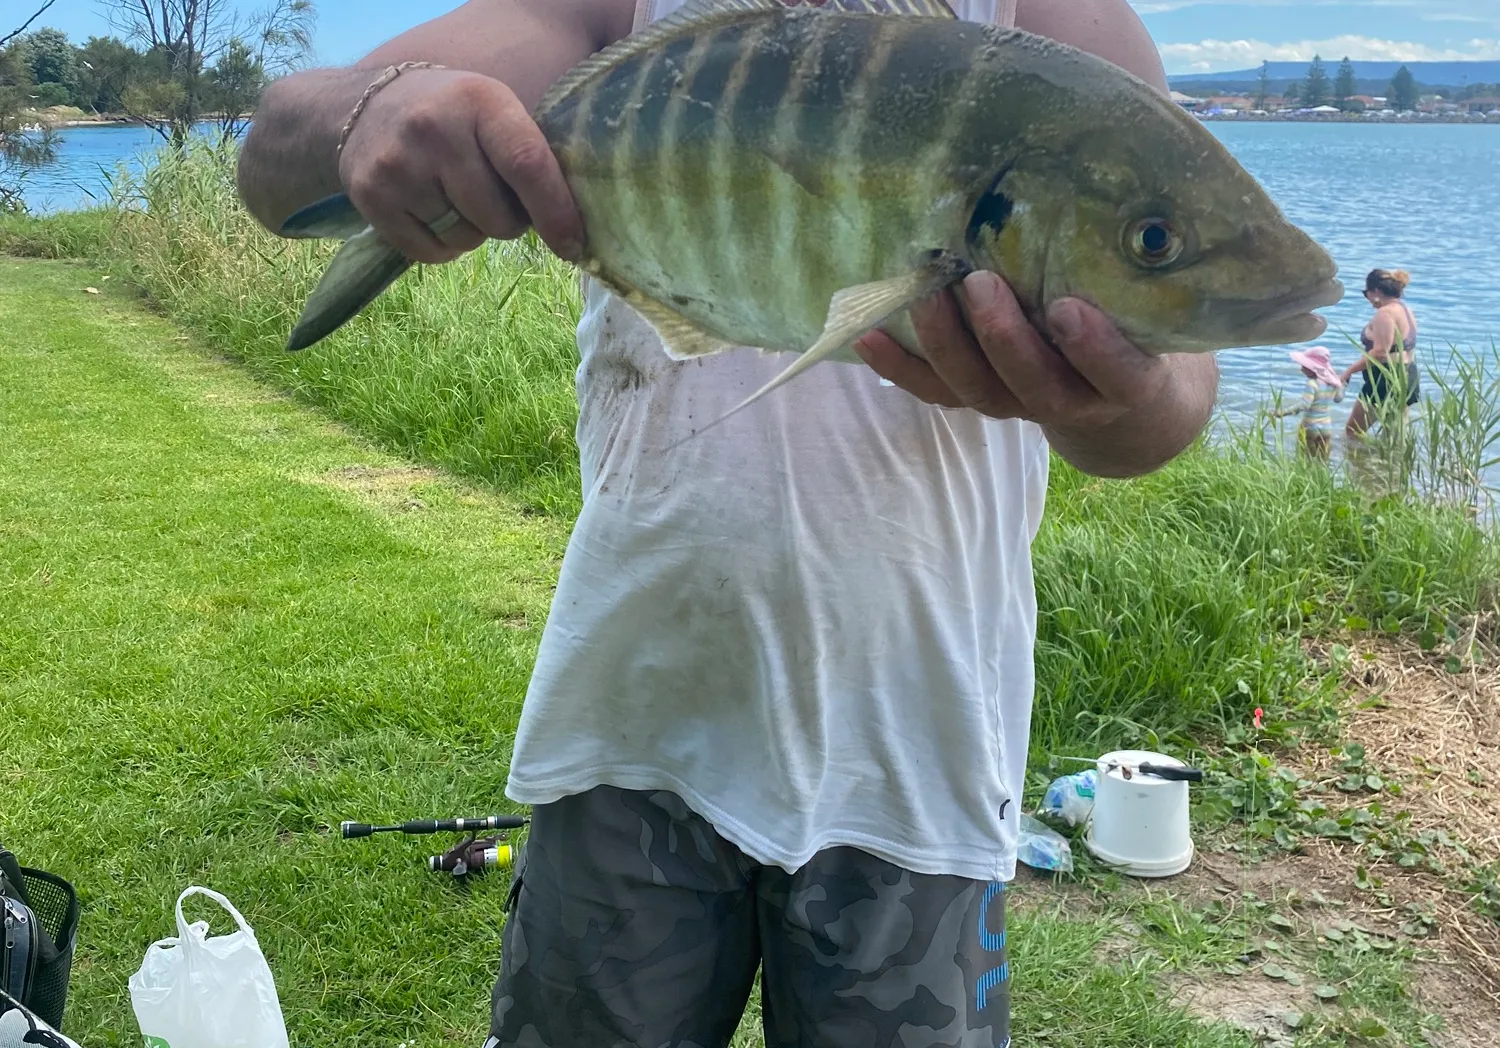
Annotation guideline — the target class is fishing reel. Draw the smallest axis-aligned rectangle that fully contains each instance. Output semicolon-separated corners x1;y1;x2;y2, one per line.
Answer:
339;815;529;885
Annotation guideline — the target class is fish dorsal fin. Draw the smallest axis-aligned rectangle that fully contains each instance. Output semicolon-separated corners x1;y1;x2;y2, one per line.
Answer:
665;251;971;449
536;0;780;116
535;0;957;116
816;0;958;16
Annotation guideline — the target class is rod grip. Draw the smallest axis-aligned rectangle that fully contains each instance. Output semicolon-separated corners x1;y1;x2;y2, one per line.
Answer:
1138;763;1204;783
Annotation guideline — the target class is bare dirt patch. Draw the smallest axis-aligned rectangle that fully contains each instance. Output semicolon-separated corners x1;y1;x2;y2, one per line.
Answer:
318;464;445;513
1014;632;1500;1046
1302;633;1500;861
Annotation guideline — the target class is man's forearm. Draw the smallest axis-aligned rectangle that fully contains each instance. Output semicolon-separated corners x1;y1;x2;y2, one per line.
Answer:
1044;354;1219;478
237;69;385;232
236;0;632;235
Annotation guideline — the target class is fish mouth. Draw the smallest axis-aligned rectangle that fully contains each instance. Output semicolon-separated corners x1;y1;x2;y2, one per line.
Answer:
1229;277;1345;347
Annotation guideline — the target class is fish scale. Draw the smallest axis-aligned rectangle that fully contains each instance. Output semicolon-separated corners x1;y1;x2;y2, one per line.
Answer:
279;0;1342;444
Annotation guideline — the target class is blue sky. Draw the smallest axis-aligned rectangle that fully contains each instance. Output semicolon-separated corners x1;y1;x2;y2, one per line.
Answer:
23;0;1500;75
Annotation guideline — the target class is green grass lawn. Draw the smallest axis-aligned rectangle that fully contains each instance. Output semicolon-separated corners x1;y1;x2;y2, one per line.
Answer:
0;258;1264;1046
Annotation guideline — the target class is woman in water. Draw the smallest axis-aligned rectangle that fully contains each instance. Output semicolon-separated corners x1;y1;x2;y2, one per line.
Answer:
1342;268;1421;439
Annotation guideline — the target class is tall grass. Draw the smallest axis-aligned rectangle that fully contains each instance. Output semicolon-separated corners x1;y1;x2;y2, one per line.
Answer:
6;140;1499;773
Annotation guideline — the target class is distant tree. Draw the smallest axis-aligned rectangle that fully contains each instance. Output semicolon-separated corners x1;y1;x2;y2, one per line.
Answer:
28;80;69;107
1390;65;1418;111
20;26;76;94
1254;60;1270;111
1;1;61;214
1301;54;1329;108
1283;80;1301;105
75;35;141;114
206;37;264;140
1334;56;1357;109
98;0;315;147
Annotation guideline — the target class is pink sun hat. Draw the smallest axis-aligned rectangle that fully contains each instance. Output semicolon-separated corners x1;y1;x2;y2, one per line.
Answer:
1288;345;1341;387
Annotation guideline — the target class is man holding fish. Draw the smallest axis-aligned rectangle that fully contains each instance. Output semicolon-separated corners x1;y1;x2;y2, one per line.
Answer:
237;1;1339;1044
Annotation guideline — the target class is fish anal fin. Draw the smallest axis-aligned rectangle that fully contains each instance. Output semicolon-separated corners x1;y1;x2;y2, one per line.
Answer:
621;289;739;361
666;251;971;449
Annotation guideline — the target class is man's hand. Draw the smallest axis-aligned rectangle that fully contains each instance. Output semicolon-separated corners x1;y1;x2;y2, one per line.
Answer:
235;0;630;247
335;69;586;266
853;271;1218;478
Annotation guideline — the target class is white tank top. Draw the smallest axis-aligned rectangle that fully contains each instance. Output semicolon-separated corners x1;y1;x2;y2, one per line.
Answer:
505;0;1046;883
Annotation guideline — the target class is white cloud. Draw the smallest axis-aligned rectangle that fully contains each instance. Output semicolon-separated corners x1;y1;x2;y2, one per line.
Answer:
1159;35;1500;72
1132;0;1500;27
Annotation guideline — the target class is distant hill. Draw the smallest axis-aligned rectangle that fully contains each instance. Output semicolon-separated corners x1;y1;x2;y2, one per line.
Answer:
1169;60;1500;91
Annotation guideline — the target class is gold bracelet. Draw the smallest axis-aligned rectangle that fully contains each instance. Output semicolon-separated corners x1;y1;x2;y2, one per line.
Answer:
337;61;447;156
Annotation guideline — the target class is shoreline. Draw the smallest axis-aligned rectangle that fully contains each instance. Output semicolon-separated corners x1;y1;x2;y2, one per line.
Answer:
1194;112;1500;125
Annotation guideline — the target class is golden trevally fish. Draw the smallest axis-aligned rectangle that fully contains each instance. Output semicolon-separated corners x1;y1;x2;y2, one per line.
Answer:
278;0;1342;432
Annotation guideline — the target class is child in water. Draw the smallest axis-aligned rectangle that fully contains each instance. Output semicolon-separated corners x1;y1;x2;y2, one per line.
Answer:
1274;346;1345;461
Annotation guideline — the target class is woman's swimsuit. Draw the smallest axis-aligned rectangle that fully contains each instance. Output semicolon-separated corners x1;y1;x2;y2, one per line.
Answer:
1358;302;1421;407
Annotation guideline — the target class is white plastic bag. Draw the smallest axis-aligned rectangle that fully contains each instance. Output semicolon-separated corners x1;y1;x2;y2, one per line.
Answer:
128;886;290;1048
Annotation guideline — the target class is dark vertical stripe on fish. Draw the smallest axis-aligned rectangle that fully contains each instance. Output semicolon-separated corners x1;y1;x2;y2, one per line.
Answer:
858;20;974;276
915;39;991;244
835;17;900;282
670;19;746;231
654;31;717;305
707;18;776;306
769;12;841;335
609;48;660;265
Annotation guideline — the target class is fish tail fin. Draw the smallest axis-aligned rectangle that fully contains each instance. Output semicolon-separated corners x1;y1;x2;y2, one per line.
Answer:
285;228;413;351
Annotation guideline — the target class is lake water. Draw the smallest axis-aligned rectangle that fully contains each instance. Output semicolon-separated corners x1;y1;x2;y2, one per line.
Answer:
14;120;1500;428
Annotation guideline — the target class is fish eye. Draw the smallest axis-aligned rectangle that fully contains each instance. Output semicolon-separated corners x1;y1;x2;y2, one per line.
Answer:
1126;218;1184;269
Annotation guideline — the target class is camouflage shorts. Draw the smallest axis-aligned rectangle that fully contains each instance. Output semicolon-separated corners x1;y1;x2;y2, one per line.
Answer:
483;785;1011;1048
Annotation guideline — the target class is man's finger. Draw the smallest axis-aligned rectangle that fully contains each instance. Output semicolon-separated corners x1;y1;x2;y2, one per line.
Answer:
438;154;530;247
347;175;457;262
474;92;586;261
909;289;1018;413
1045;298;1166;408
852;330;966;408
956;272;1099;417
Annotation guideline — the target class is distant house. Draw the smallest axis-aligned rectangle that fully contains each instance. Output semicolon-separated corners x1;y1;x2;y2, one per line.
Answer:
1169;90;1201;110
1203;95;1252;112
1464;96;1500;114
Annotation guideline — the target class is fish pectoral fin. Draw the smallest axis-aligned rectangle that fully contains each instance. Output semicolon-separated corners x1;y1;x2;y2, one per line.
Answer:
279;193;369;241
665;252;971;450
623;291;739;360
285;227;412;351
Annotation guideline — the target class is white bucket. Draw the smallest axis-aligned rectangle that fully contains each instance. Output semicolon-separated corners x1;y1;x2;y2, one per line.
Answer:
1083;749;1195;878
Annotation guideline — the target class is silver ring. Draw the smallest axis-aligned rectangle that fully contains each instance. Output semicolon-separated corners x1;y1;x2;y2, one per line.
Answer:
427;208;461;237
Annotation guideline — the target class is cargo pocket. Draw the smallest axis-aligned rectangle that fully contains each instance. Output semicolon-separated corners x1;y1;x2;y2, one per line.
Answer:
504;838;527;916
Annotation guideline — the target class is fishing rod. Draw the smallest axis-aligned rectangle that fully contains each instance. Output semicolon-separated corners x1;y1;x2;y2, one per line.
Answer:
339;815;529;881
